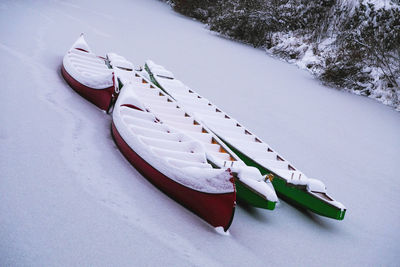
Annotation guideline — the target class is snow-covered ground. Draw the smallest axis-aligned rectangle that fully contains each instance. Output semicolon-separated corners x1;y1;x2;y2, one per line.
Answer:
0;0;399;266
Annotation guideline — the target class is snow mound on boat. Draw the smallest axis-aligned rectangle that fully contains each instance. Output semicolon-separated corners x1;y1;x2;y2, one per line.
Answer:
113;83;234;194
63;36;113;89
69;33;91;52
107;52;134;70
146;60;174;79
232;165;278;202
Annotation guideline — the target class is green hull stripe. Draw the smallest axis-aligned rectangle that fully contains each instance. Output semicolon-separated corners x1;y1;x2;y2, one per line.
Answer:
145;64;171;97
225;140;345;220
235;179;276;210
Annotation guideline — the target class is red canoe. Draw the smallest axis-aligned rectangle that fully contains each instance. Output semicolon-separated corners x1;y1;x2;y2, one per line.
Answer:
112;81;236;231
61;34;116;111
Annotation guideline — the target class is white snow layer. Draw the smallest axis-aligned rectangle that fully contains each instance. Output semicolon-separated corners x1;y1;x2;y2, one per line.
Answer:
107;52;134;70
112;82;234;193
1;0;399;266
63;35;114;89
147;59;175;79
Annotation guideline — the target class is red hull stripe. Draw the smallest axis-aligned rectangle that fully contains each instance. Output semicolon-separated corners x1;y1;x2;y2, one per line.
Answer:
61;64;114;111
111;122;236;231
120;104;143;111
75;48;89;53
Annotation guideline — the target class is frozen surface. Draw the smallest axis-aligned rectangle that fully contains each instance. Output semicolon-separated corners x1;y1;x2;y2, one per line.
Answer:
0;0;399;266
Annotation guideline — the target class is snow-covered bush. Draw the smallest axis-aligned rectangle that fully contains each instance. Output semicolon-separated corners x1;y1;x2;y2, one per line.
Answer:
167;0;400;110
323;2;400;105
168;0;215;22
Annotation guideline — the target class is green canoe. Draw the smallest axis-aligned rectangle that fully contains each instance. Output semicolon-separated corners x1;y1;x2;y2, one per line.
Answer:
145;60;346;220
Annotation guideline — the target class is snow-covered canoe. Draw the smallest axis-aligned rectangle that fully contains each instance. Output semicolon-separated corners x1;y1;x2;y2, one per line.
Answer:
108;56;278;210
112;79;236;230
61;35;117;111
145;60;346;220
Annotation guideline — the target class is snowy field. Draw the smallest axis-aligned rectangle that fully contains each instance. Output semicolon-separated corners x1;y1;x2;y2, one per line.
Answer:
1;0;399;266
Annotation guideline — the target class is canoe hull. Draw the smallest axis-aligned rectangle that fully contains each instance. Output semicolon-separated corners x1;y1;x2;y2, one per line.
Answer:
272;177;346;220
236;180;276;210
111;122;236;230
61;64;114;111
222;138;346;220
